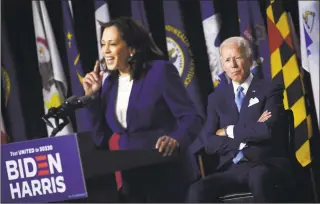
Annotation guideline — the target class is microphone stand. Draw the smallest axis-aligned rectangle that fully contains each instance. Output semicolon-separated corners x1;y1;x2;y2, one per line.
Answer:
42;95;90;137
49;115;69;137
42;97;77;137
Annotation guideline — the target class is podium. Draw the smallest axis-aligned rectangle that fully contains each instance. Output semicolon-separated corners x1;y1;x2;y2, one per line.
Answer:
1;133;179;203
77;131;179;178
75;132;180;202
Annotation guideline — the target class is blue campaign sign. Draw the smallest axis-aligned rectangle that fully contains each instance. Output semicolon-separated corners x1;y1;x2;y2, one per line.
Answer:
1;134;87;203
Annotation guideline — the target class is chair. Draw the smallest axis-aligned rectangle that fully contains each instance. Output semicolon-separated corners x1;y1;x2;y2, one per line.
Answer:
196;109;296;203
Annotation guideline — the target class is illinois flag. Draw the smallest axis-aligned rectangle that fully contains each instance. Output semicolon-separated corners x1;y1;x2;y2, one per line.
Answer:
266;0;312;167
32;1;73;136
299;1;320;130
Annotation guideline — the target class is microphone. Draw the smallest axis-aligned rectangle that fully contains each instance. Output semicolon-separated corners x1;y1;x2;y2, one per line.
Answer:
75;95;97;107
42;95;96;122
42;96;76;128
51;95;79;116
42;95;96;136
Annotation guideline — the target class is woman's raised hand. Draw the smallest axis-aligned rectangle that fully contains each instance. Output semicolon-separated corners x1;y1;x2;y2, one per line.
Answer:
83;60;105;96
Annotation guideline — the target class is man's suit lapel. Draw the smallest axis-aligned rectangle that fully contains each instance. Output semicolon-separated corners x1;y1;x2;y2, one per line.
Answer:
240;76;261;114
226;83;239;119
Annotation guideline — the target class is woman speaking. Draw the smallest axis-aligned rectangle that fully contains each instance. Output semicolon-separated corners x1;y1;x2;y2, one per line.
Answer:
83;17;202;202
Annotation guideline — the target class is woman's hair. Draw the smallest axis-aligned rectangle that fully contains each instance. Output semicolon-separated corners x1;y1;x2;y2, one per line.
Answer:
99;16;165;80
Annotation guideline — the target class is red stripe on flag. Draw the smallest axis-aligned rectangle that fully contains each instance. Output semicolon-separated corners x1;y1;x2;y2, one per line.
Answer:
284;35;293;50
109;133;122;190
267;17;284;53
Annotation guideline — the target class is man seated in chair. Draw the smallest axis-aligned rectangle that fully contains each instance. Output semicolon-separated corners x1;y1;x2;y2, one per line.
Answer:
187;36;290;203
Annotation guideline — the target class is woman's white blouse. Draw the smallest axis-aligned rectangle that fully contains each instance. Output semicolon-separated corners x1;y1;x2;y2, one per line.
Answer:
115;75;133;128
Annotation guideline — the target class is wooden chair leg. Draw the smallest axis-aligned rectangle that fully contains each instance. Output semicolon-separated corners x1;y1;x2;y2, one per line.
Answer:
198;155;205;178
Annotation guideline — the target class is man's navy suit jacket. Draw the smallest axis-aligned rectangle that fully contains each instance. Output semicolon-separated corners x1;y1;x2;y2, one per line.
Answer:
201;76;288;170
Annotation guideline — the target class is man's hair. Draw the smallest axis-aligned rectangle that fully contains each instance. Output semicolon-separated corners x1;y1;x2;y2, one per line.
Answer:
99;17;165;80
219;36;252;58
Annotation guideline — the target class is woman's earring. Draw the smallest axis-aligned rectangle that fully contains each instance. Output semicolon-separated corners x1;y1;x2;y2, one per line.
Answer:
127;53;134;63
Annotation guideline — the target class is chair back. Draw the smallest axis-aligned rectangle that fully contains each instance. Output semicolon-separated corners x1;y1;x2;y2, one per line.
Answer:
197;109;297;202
285;109;296;165
279;109;297;167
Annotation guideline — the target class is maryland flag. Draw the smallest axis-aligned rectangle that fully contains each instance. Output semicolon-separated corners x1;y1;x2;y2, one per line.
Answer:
266;0;313;167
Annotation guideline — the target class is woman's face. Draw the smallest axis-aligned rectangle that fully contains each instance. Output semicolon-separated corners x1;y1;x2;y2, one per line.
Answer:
101;26;133;71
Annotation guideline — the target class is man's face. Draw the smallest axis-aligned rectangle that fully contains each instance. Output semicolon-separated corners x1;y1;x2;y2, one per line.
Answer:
220;43;252;84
